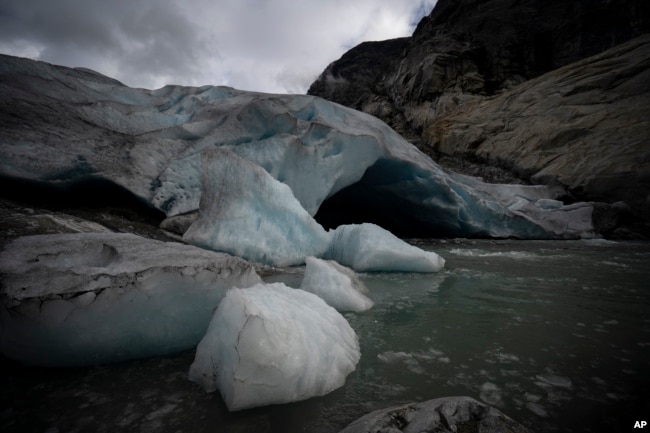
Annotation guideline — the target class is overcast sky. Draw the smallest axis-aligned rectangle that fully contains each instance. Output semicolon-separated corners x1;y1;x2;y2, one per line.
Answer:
0;0;437;94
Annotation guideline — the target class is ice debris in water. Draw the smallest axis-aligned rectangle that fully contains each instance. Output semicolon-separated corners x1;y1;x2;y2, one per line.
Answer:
188;283;360;411
535;374;573;389
479;382;504;407
326;223;445;272
300;256;373;312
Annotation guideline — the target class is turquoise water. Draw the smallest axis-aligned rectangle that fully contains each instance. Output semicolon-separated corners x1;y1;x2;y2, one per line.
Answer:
2;239;649;433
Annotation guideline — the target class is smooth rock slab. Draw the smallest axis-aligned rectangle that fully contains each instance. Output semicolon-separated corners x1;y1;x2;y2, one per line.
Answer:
0;232;261;366
188;283;360;411
339;396;530;433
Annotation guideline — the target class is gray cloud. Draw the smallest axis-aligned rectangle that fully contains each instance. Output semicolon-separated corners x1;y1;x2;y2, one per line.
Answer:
0;0;436;93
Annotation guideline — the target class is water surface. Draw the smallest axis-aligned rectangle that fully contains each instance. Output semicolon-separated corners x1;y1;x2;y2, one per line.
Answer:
2;239;649;432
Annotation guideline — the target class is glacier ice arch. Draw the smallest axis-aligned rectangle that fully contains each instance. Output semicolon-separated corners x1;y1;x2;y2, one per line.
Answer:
0;55;596;250
315;158;476;238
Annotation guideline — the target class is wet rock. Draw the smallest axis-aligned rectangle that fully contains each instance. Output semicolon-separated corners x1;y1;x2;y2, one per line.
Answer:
339;396;530;433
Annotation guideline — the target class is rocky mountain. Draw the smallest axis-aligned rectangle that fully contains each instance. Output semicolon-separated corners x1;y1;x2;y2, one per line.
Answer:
308;0;650;236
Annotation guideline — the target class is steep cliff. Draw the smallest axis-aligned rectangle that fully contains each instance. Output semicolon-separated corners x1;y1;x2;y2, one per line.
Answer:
308;0;650;236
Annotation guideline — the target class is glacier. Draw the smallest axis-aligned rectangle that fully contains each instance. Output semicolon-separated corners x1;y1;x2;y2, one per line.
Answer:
0;232;261;366
182;147;444;270
188;282;360;411
0;55;598;272
300;256;373;312
182;148;332;266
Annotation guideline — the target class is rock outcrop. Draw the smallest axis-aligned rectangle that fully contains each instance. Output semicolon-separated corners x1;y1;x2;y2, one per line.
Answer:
308;0;650;236
338;396;530;433
429;35;650;221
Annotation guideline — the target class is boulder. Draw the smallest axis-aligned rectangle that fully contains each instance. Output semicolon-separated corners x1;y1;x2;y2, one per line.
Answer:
339;396;530;433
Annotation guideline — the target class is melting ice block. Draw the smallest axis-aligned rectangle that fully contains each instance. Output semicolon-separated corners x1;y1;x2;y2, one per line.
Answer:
0;233;261;366
300;256;373;312
326;223;445;272
188;283;360;410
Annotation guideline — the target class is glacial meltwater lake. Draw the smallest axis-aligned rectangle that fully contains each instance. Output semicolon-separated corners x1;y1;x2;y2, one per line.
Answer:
2;239;649;433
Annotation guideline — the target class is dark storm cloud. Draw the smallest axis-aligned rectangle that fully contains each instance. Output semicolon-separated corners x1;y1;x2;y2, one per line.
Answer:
0;0;436;92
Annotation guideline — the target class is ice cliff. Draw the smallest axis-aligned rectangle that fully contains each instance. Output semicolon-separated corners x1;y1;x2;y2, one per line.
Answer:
0;54;597;261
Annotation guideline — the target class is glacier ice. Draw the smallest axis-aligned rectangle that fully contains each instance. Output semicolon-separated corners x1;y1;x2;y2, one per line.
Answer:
0;54;598;258
0;233;261;366
326;223;445;272
300;256;373;312
182;148;331;267
182;147;443;271
188;283;360;410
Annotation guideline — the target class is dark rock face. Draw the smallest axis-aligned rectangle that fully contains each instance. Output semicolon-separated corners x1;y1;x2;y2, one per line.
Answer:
429;36;650;225
310;0;650;111
307;38;408;110
338;396;530;433
308;0;650;236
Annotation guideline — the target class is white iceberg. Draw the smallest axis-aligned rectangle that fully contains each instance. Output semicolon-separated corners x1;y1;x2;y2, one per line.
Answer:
188;283;360;411
0;233;261;366
300;256;373;312
326;223;445;272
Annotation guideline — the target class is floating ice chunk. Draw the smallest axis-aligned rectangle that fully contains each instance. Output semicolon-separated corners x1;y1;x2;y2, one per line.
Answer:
183;148;331;267
0;233;261;366
480;382;504;406
377;351;414;364
526;401;549;417
300;256;373;312
188;283;360;411
326;223;445;272
535;374;573;389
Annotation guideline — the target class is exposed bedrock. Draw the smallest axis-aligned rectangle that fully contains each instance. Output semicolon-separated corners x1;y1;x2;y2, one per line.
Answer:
339;396;530;433
308;0;650;236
